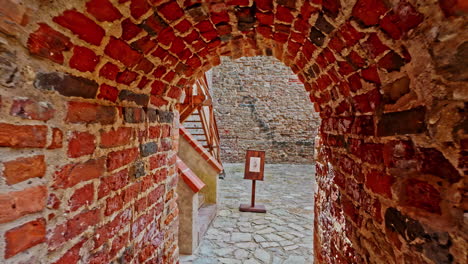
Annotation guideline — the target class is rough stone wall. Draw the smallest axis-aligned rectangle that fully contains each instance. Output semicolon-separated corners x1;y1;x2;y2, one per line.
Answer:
211;56;319;164
0;0;465;264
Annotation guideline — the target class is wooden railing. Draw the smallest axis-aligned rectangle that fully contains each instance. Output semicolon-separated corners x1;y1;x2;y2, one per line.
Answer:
178;74;222;164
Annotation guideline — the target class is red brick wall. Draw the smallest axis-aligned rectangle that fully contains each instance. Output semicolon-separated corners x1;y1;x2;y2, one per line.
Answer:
0;0;466;263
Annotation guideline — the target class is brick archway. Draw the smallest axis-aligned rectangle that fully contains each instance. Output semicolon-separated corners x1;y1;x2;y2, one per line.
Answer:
0;0;465;263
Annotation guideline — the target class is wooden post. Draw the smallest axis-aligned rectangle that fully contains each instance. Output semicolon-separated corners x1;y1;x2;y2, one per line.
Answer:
239;150;266;213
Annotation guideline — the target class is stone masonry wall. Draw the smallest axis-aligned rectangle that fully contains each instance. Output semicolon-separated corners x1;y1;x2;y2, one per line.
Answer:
0;0;465;264
211;56;319;164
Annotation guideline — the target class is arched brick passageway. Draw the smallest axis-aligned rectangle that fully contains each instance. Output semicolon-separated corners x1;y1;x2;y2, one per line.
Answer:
0;0;465;263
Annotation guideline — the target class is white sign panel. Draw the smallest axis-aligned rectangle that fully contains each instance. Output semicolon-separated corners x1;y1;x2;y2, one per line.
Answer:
249;157;261;172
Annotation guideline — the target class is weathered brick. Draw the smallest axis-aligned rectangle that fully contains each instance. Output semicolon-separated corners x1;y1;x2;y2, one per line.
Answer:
69;183;94;211
0;186;47;224
53;158;105;189
5;218;46;258
48;209;100;250
0;123;47;148
119;90;150;106
107;147;139;171
418;148;461;183
105;193;124;216
97;84;119;102
100;127;133;148
378;51;405;72
99;62;120;80
86;0;122;22
27;23;72;64
157;1;184;21
123;107;146;123
105;37;142;67
48;128;64;149
69;46;100;72
53;9;105;45
380;2;423;40
3;155;46;184
66;101;116;125
98;169;129;199
140;142;158;157
352;0;389;26
10;99;55;121
377;106;426;136
130;0;150;19
68;131;95;158
116;70;138;85
365;170;394;198
402;179;441;214
53;240;85;264
35;72;99;99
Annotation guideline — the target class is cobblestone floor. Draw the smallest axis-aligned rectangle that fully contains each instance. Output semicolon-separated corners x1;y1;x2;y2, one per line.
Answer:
180;163;316;264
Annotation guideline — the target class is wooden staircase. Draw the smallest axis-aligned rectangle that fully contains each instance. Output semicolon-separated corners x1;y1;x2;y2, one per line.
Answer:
178;74;222;165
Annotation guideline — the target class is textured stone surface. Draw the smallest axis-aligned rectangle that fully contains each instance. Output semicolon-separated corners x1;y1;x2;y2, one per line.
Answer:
212;57;319;164
181;163;315;264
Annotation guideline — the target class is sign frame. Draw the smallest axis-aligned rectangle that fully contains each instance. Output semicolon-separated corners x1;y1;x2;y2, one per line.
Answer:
244;150;265;181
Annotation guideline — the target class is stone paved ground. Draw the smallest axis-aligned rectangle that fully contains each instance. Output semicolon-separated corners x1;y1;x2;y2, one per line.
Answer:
180;163;316;264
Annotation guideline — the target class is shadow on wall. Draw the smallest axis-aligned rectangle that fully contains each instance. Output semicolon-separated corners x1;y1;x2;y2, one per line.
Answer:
210;56;320;164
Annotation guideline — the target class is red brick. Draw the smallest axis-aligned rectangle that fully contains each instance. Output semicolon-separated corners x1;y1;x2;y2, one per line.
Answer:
361;66;381;84
352;89;381;113
66;101;117;125
380;2;423;40
27;23;72;64
53;158;105;189
365;170;394;198
100;127;133;148
121;18;142;41
130;0;151;19
339;22;363;46
107;147;139;171
3;155;45;185
150;95;168;107
131;36;157;54
86;0;122;22
157;1;184;21
175;19;192;33
150;154;167;170
116;70;138;85
69;46;100;72
328;35;345;53
439;0;468;17
418;148;461;183
347;50;366;69
403;179;441;214
256;0;273;11
48;128;64;149
10;99;55;121
211;11;230;24
48;209;100;250
99;62;120;80
5;218;46;258
53;9;105;45
0;123;47;148
378;51;405;72
69;183;94;211
98;84;119;102
104;37;142;67
276;6;294;23
363;33;389;58
105;193;124;216
138;76;151;89
352;0;389;26
94;209;131;248
135;58;155;74
53;240;85;264
0;186;47;224
68;131;96;158
98;169;130;199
